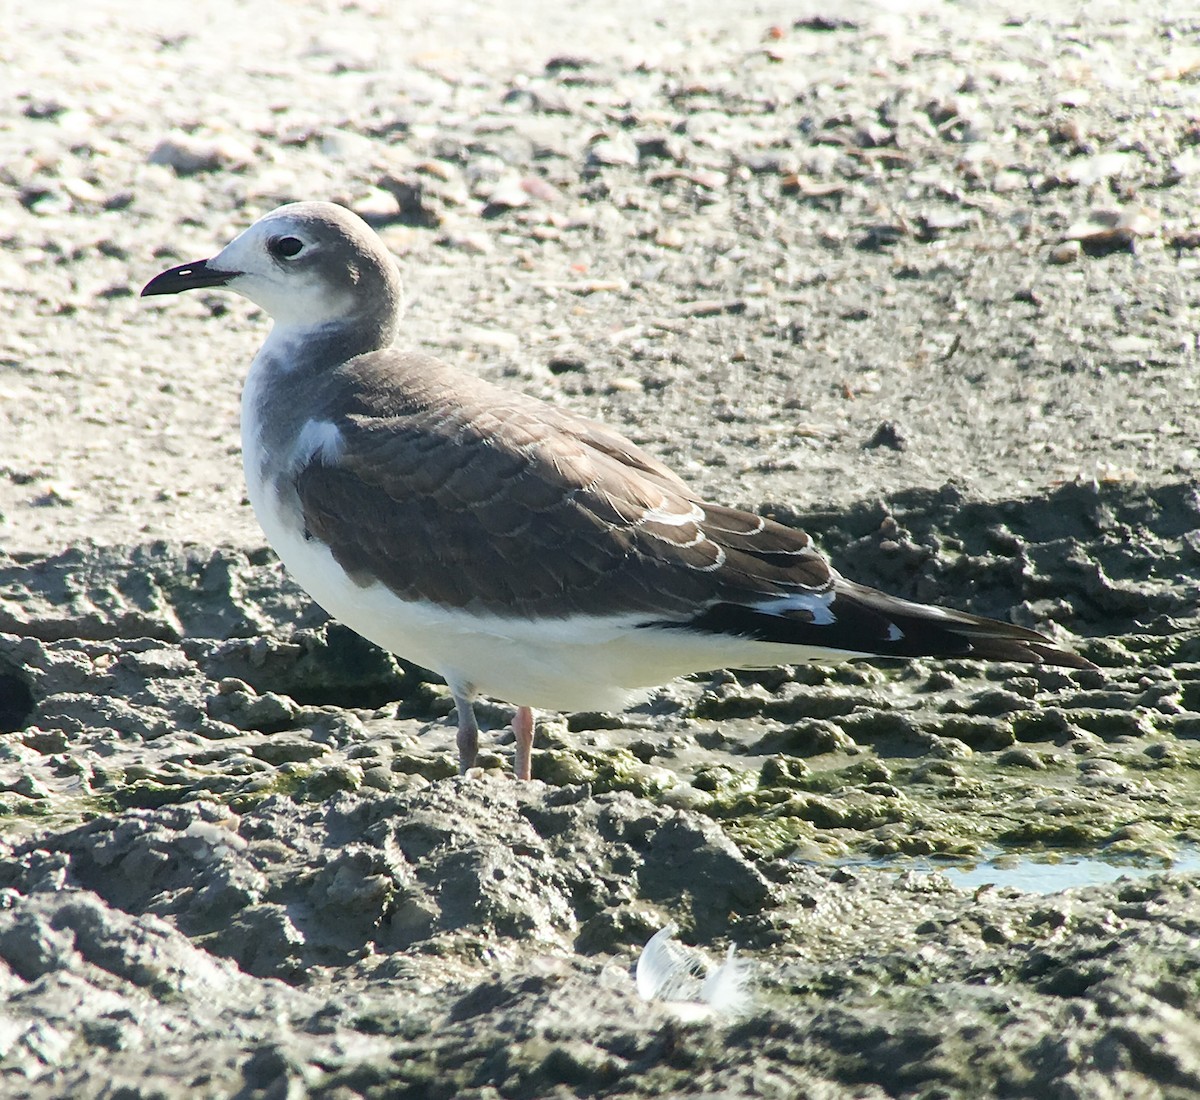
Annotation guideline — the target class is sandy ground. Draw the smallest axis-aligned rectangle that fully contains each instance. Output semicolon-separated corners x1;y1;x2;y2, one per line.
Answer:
3;0;1199;551
2;0;1200;1097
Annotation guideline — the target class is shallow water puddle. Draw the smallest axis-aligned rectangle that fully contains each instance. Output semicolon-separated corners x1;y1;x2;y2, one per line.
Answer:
840;847;1200;894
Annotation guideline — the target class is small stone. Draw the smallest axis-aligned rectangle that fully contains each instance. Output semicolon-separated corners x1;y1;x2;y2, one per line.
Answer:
547;353;587;375
654;225;684;249
1062;207;1158;251
607;377;643;393
23;96;71;120
586;136;639;169
1062;152;1132;186
31;482;76;507
21;189;71;216
544;54;594;73
794;15;858;31
742;151;799;175
348;188;401;223
857;223;908;250
519;176;561;203
60;178;105;205
864;421;908;451
207;687;298;733
218;677;253;695
636;135;681;163
437;225;493;254
1048;239;1081;264
917;208;976;237
361;765;393;791
992;170;1026;193
781;175;845;200
317;128;375;161
481;175;530;213
415;159;459;183
1055;88;1092;108
148;133;254;175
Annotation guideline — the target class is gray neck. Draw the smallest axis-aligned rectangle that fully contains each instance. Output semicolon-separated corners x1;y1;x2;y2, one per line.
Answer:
272;311;396;375
243;312;393;490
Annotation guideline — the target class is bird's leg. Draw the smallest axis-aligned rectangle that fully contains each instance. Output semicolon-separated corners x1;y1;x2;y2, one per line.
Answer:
512;705;534;781
452;689;480;774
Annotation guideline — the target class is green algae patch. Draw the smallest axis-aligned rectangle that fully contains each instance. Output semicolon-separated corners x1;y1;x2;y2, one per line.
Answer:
683;626;1200;865
293;762;363;801
534;746;678;797
713;728;1200;862
689;763;759;799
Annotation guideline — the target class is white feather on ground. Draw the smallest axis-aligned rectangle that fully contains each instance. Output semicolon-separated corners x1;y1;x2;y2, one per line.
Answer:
635;923;752;1020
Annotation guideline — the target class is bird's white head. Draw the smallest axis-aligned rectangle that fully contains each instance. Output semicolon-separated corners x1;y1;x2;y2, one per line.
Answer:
142;201;403;345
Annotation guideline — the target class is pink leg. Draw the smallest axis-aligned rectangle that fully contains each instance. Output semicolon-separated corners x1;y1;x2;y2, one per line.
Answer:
512;706;534;781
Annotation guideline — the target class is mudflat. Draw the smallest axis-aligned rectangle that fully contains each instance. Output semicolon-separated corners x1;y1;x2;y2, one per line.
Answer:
2;2;1199;1097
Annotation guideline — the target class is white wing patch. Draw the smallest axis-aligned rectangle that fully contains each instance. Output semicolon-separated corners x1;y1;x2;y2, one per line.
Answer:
293;418;345;468
751;589;837;624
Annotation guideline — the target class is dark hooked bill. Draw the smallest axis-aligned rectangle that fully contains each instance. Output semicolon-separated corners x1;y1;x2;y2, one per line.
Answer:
141;257;237;297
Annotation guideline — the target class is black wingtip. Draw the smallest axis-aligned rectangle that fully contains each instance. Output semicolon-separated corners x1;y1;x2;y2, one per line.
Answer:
646;585;1097;672
965;636;1098;672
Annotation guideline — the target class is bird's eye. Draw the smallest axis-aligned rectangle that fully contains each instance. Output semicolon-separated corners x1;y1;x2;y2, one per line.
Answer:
269;236;305;260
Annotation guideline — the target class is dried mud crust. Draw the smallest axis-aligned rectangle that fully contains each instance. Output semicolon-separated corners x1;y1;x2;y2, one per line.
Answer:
3;791;1200;1100
2;480;1200;1098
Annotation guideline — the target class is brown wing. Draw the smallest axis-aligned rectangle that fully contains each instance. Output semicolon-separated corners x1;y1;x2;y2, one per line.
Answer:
292;351;834;620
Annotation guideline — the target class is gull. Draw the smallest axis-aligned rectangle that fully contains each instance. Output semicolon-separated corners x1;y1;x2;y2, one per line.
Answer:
142;202;1094;780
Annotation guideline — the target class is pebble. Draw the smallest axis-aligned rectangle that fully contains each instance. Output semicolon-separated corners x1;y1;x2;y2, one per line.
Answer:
1055;88;1092;108
1062;152;1133;186
317;128;376;161
1048;239;1081;264
437;224;494;253
1062;207;1158;248
586;136;639;168
60;178;105;205
22;95;72;120
992;170;1026;193
148;133;255;175
349;188;401;222
654;225;685;249
482;174;531;211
